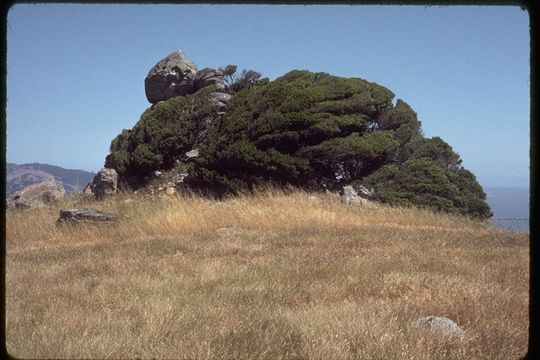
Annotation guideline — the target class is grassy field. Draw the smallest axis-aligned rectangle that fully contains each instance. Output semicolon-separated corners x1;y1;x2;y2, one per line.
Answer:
5;190;529;359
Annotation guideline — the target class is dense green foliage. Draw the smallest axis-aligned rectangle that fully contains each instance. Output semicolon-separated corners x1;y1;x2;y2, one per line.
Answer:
358;159;491;218
105;69;491;218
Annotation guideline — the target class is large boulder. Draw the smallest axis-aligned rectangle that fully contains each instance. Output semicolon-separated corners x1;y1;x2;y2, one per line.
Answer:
7;180;65;210
56;208;118;225
90;168;118;199
144;50;198;104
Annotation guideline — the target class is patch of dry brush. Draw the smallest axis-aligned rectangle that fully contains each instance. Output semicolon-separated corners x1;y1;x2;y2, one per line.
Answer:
6;190;529;359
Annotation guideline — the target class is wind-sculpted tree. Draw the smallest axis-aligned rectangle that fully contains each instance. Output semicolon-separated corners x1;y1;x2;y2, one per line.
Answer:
187;70;490;218
220;64;266;92
189;70;405;191
220;64;238;88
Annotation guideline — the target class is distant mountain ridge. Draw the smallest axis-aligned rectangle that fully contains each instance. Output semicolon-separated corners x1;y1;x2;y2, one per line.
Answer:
6;162;96;195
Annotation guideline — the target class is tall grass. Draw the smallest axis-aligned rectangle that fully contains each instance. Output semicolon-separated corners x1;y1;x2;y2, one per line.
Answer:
6;190;529;359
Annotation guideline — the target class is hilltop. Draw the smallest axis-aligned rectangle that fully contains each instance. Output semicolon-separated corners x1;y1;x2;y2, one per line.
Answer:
103;51;491;219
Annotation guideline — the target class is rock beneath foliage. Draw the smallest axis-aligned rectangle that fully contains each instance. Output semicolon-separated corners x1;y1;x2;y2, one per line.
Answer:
145;50;198;104
208;91;232;114
341;185;373;206
7;180;65;210
137;168;193;196
56;208;118;225
415;316;465;336
90;168;118;199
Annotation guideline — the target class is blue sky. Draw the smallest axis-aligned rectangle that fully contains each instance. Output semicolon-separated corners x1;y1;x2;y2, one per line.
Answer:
6;4;530;188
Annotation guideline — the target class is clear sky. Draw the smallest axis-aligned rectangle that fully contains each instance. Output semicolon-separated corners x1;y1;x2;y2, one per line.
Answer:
6;4;530;188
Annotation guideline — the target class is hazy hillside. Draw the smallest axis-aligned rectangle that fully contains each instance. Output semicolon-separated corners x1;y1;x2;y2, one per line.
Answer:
5;190;528;359
6;162;95;195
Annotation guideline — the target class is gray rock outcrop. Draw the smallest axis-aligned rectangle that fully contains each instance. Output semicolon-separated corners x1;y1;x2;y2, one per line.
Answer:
145;50;198;104
56;208;118;225
7;180;65;210
144;51;229;106
90;168;118;199
415;316;465;336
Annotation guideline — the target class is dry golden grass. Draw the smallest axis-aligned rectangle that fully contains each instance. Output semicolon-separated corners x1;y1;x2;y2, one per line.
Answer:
5;190;529;359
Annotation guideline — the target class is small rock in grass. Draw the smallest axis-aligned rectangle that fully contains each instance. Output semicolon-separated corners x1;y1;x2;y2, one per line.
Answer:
56;208;118;225
415;316;465;336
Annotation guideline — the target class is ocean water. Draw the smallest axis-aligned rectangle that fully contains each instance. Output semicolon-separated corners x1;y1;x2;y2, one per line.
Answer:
485;187;530;233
